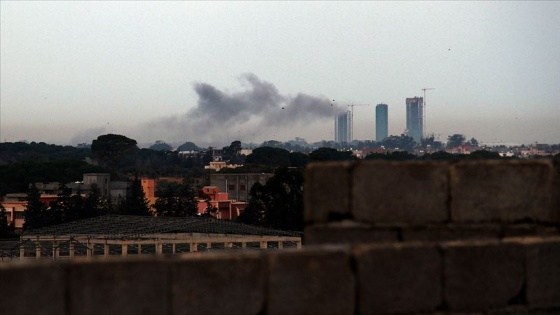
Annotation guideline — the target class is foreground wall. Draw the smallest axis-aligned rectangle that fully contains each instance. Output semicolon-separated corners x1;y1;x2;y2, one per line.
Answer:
1;160;559;315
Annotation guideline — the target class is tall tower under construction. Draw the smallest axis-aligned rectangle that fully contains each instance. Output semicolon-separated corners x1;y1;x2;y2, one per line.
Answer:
375;103;388;142
334;111;351;143
405;97;423;143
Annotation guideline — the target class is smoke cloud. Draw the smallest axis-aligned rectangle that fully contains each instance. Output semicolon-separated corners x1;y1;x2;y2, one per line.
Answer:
146;73;344;144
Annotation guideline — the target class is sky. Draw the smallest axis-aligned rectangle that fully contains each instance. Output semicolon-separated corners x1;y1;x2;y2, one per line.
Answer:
1;1;559;147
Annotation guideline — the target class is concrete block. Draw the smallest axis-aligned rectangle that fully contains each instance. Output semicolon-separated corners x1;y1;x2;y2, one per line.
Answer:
354;242;442;314
67;257;168;315
451;160;554;223
402;224;501;242
305;162;353;223
525;237;560;308
503;224;560;238
0;261;65;315
304;221;398;245
170;252;265;315
443;240;525;311
353;161;449;224
267;247;354;315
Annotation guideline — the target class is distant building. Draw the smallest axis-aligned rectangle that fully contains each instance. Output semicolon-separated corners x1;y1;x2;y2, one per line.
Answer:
375;104;388;142
406;97;423;143
204;161;242;172
335;111;351;143
210;173;273;202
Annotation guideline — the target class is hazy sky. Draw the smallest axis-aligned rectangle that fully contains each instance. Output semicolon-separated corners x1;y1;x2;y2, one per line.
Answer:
2;1;559;147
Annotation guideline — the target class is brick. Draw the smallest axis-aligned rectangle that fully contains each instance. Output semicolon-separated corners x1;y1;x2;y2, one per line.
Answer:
170;252;265;315
354;242;442;314
443;240;525;311
67;257;168;315
305;162;353;223
304;221;398;245
353;161;449;224
524;237;560;308
402;224;501;242
0;261;65;315
451;160;554;223
267;247;354;315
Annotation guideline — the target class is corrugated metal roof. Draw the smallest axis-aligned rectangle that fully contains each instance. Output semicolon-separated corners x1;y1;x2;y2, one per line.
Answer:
23;215;302;239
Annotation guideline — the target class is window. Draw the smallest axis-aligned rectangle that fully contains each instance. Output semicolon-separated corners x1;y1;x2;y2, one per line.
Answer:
240;184;246;191
228;184;235;191
15;212;25;220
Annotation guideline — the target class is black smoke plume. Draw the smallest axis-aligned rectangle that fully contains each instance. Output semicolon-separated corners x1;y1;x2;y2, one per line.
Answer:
147;73;344;144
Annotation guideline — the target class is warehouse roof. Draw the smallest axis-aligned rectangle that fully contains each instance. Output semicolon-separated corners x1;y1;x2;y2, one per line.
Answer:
23;215;302;239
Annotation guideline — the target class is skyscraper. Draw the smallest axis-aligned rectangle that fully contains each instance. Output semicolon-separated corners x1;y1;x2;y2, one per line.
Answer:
335;111;351;143
406;97;423;143
375;103;388;142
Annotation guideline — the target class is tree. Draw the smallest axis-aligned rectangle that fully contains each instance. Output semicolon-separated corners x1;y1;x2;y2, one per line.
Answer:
245;147;291;167
446;134;466;148
381;134;417;151
237;182;266;226
309;148;357;162
468;150;502;160
177;141;200;152
237;167;304;231
118;175;151;216
91;134;139;171
149;140;173;151
153;178;198;217
365;151;417;161
222;140;244;164
0;204;16;238
420;136;443;151
23;183;48;230
466;137;479;147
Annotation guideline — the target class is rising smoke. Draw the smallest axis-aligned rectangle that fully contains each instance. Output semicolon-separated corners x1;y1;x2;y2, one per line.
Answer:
146;73;344;144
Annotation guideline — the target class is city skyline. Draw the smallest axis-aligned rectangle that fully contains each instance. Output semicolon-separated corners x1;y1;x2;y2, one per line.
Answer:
2;2;559;146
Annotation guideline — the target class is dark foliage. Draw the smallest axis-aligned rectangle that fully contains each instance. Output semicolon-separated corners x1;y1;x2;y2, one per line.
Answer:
309;148;357;161
91;134;139;171
153;178;198;217
237;167;303;231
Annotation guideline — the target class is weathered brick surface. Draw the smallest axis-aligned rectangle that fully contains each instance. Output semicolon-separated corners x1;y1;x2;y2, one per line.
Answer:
67;257;168;315
443;240;525;311
267;247;354;315
353;161;449;224
170;252;265;315
451;160;554;223
503;224;560;238
354;242;442;314
0;261;65;315
305;162;353;223
304;221;398;245
402;224;501;242
524;237;560;308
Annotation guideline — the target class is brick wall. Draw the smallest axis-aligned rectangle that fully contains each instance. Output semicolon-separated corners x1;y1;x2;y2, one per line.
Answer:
1;160;559;315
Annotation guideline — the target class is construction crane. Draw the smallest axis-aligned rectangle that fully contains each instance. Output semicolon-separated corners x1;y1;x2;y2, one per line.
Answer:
347;103;373;141
422;88;435;138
